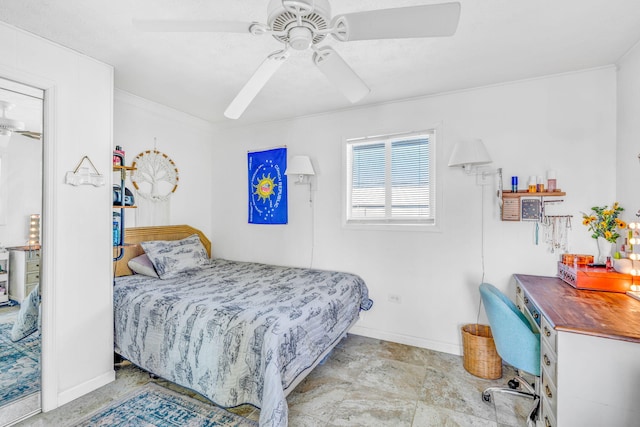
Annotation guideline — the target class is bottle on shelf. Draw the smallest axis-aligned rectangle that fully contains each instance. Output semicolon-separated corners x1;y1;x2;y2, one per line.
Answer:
113;145;125;166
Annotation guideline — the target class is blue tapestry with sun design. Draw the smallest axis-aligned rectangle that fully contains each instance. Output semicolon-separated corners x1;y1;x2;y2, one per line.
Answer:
248;147;287;224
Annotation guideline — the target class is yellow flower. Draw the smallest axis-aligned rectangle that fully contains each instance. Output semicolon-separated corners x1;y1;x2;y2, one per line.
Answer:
582;203;625;243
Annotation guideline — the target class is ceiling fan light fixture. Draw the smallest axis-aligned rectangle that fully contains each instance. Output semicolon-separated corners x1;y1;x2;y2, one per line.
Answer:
268;0;330;46
0;101;25;136
288;26;313;50
0;118;25;133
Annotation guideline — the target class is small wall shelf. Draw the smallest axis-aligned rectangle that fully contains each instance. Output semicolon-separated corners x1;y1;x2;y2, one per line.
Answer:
502;190;566;198
501;190;566;221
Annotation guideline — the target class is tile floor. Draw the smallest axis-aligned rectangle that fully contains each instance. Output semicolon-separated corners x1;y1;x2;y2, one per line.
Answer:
15;334;534;426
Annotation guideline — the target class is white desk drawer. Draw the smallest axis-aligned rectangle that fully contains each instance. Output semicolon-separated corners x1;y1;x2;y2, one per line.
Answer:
541;339;557;384
541;370;558;417
541;315;557;354
26;271;39;284
541;395;557;427
26;259;40;273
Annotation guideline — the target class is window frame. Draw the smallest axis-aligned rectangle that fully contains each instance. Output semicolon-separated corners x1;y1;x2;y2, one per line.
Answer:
342;127;442;231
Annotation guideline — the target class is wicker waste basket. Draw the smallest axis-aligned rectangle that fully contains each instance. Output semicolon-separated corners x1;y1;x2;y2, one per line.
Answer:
461;324;502;379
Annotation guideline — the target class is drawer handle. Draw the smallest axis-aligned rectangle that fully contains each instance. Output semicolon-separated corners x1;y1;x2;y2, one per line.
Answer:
533;312;539;319
544;326;551;337
517;286;522;294
545;384;553;399
545;416;552;427
543;354;551;366
524;296;529;304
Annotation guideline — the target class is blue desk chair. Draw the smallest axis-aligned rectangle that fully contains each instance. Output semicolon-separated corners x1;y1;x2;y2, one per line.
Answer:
479;283;540;422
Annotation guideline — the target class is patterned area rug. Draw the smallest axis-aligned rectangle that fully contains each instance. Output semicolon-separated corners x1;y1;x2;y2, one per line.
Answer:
0;321;41;404
73;383;258;426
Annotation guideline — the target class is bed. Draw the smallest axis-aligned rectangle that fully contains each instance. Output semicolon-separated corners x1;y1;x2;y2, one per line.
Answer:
113;225;372;427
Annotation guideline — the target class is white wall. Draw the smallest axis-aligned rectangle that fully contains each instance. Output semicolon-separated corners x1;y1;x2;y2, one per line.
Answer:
0;22;114;409
113;90;216;238
212;68;617;355
616;41;640;219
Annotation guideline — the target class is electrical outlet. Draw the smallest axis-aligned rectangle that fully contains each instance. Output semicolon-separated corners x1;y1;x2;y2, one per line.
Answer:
388;294;401;304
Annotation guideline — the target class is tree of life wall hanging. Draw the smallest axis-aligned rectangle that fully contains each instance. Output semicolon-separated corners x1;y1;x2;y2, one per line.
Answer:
130;149;179;226
248;147;287;224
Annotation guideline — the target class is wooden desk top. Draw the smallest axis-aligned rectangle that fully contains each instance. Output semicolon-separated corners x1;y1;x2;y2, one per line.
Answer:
514;274;640;343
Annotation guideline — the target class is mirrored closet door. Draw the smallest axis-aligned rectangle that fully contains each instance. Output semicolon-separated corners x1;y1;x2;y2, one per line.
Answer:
0;78;44;426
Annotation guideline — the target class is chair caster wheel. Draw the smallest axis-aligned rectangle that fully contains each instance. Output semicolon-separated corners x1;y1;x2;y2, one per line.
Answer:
482;392;492;402
508;378;520;389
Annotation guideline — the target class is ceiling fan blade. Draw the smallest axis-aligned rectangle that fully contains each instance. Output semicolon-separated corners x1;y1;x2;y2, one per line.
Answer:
313;47;370;103
332;2;461;42
224;50;290;119
133;19;254;33
15;130;41;140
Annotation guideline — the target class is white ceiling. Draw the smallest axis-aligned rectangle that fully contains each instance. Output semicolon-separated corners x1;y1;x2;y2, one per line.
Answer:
1;0;639;126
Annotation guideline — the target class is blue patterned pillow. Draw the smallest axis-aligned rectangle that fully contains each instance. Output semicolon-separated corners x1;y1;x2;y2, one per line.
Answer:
11;285;40;341
141;234;210;279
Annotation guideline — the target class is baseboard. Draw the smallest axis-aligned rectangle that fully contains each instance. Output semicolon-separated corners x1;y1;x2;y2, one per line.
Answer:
0;392;40;427
349;325;462;356
56;370;115;408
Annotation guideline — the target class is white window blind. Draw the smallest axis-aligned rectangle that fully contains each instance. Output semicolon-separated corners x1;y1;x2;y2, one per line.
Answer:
346;130;436;226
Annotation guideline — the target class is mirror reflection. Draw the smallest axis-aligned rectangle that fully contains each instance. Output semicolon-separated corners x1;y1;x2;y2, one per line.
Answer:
0;80;43;425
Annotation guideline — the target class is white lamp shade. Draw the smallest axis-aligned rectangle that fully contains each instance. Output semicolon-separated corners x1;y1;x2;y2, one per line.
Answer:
285;155;315;176
448;139;492;171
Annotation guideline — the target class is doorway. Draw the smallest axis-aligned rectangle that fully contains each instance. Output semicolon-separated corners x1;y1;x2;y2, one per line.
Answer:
0;78;44;425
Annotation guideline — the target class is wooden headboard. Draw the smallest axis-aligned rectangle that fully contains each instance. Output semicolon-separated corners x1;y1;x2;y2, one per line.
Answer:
113;225;212;277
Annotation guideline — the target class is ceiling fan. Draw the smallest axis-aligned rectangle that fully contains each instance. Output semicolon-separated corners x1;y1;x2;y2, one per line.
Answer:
135;0;461;119
0;101;41;141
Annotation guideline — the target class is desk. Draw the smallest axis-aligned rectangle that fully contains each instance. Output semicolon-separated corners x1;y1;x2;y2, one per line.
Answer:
514;274;640;427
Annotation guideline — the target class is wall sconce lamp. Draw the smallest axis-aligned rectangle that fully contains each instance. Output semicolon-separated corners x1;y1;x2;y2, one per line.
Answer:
0;101;25;149
285;155;315;184
285;155;316;205
448;139;493;174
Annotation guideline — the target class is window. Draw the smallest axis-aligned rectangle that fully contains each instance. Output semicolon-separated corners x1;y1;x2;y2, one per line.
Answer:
345;130;437;227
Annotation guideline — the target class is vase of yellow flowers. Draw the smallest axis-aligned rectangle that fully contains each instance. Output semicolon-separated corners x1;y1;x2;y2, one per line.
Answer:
582;202;626;264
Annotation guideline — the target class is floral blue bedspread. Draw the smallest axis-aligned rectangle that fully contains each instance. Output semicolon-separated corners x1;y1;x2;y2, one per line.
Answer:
114;258;372;427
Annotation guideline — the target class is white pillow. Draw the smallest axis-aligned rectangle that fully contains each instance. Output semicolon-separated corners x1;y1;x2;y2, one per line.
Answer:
141;234;210;279
128;254;159;278
11;285;40;341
